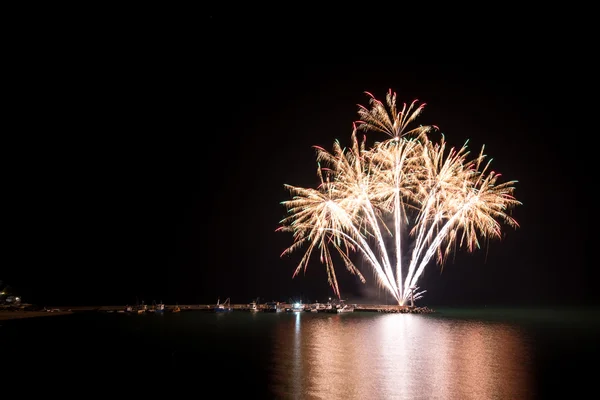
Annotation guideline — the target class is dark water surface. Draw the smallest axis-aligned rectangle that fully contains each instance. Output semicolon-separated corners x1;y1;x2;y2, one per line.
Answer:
2;308;599;399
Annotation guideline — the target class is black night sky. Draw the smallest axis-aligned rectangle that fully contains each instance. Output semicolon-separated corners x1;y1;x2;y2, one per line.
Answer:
4;13;594;308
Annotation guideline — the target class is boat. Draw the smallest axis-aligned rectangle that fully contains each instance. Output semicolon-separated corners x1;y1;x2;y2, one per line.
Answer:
135;301;147;314
171;303;181;313
132;298;146;314
263;301;281;313
322;301;336;313
213;297;233;313
155;301;165;313
336;304;354;313
336;300;354;313
248;299;260;312
288;302;304;312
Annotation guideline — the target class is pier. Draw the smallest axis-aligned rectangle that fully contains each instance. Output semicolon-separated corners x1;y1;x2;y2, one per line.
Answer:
1;303;435;320
59;304;433;313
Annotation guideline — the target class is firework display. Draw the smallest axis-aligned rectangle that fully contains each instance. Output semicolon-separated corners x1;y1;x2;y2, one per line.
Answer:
278;90;521;305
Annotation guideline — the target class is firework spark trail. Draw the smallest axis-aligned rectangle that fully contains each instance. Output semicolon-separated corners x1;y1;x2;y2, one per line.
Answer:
318;206;398;300
281;190;399;301
315;132;402;297
402;137;474;297
279;137;402;302
402;146;520;303
405;177;519;301
394;184;403;299
369;138;423;300
279;90;521;305
321;132;402;302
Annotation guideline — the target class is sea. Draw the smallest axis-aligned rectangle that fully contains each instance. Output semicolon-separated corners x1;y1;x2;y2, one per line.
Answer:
1;307;599;399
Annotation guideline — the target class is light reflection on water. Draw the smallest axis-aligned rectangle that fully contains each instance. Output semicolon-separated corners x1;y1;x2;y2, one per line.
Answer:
3;308;599;398
270;313;533;399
